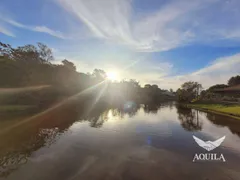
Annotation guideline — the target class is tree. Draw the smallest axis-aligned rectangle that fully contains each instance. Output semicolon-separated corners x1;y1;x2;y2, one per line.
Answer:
207;84;228;91
177;81;202;102
141;83;164;103
176;88;188;102
0;42;13;58
92;69;107;81
0;41;77;87
37;43;54;62
0;41;185;105
152;84;158;89
181;81;202;93
200;90;207;97
228;75;240;86
62;59;76;71
144;84;152;89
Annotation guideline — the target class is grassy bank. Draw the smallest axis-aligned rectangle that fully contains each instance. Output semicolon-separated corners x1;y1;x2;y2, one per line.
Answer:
185;104;240;120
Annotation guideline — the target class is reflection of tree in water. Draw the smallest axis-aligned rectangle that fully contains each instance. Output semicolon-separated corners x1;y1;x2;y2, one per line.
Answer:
87;102;140;128
88;109;118;128
206;113;240;137
176;106;203;131
0;100;169;177
0;101;134;176
169;102;174;110
143;103;161;114
111;108;124;119
143;101;175;114
0;127;60;177
87;101;172;128
122;102;139;117
0;101;92;177
82;104;107;128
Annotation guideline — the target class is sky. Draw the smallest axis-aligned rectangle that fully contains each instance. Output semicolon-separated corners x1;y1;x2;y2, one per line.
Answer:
0;0;240;90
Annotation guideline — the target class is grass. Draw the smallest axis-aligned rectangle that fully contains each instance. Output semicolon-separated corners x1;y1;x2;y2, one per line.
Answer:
186;104;240;119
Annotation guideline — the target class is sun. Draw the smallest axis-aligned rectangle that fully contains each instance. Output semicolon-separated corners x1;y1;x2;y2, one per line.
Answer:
106;71;119;81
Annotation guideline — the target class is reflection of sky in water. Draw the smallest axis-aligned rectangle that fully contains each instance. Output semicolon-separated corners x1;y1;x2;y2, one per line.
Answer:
69;104;240;156
2;103;240;179
197;112;240;154
147;136;152;146
123;101;136;111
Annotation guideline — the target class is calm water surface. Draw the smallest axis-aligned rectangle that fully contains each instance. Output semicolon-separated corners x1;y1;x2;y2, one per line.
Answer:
0;102;240;180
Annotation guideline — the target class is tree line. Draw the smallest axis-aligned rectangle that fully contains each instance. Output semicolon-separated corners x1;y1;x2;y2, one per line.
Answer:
176;75;240;102
0;42;175;107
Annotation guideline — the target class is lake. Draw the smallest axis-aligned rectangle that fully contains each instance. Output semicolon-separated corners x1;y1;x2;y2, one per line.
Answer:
0;101;240;180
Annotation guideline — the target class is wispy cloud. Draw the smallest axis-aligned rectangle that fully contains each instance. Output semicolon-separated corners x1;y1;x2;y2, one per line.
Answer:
0;17;66;39
155;54;240;90
0;24;15;37
1;0;239;90
32;26;65;39
55;0;240;51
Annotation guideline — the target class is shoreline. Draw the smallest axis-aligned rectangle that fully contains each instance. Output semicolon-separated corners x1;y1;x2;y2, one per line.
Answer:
182;103;240;120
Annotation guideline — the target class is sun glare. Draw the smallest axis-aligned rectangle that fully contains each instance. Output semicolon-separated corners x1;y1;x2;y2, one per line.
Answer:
106;71;119;81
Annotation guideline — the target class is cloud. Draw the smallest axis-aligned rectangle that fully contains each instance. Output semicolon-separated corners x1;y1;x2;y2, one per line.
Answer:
33;26;65;39
0;25;15;37
122;60;174;85
55;0;240;52
155;53;240;90
0;17;66;39
56;0;133;42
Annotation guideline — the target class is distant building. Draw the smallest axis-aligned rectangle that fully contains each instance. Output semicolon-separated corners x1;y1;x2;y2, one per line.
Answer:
213;84;240;102
214;84;240;93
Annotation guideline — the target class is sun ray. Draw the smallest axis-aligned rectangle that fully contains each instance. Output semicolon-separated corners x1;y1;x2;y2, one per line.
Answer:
0;80;107;135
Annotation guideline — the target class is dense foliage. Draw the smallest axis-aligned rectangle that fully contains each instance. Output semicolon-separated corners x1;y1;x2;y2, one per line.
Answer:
177;76;240;103
228;75;240;86
0;42;175;107
176;81;202;102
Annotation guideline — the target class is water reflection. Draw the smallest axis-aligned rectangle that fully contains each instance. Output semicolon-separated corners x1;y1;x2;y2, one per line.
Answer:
0;101;240;179
143;103;161;114
0;101;164;177
88;102;139;128
0;127;60;177
176;106;203;131
206;113;240;137
0;103;87;177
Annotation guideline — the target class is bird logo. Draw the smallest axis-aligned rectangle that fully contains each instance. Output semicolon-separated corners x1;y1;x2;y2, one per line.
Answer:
193;135;225;151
